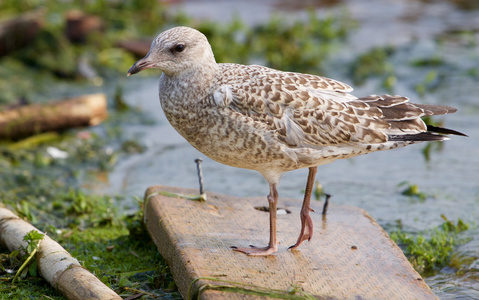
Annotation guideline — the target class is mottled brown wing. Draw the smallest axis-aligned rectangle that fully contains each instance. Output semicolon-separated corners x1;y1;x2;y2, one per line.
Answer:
216;64;392;148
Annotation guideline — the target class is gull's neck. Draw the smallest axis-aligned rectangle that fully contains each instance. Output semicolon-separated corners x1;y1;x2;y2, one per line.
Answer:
160;62;220;104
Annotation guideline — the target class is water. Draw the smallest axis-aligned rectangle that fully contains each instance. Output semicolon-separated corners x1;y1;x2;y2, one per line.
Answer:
105;0;479;298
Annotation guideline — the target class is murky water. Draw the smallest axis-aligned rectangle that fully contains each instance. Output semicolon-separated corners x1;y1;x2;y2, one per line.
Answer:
105;0;478;298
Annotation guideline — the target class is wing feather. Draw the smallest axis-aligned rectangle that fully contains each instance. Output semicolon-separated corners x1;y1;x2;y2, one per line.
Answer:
214;64;461;150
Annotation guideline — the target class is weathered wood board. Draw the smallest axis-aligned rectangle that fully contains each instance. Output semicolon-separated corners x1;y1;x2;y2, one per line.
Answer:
144;185;436;300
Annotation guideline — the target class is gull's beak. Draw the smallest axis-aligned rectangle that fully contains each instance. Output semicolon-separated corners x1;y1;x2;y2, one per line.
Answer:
127;56;155;76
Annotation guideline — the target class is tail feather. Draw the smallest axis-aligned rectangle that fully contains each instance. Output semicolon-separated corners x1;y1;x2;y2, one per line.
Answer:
414;104;457;115
357;94;466;144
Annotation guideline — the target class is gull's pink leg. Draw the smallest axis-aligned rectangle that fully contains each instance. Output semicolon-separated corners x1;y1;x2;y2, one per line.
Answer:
289;166;317;250
232;183;279;256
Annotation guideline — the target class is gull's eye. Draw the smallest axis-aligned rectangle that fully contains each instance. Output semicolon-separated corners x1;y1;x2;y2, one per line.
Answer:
173;44;186;53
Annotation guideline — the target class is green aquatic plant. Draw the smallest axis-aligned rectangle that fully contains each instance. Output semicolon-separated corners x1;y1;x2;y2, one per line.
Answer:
398;181;429;201
349;46;396;90
0;98;176;298
0;3;356;104
415;70;442;98
0;230;45;290
252;10;355;73
390;215;470;276
12;231;45;283
420;116;446;162
196;17;250;65
313;181;326;201
189;277;316;300
1;193;179;299
0;230;63;298
410;55;445;67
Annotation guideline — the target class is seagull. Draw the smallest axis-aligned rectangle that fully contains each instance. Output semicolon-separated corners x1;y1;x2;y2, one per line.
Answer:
128;26;466;256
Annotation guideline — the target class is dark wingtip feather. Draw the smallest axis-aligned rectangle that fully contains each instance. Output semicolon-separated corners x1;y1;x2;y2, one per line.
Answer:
427;125;468;137
388;124;467;142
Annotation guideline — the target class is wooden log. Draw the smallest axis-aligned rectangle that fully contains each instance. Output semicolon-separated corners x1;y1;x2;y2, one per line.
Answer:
0;10;44;57
144;185;437;300
117;39;151;57
0;207;121;300
0;93;108;140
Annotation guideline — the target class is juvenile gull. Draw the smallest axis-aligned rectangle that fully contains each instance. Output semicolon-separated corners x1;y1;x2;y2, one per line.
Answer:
128;26;466;256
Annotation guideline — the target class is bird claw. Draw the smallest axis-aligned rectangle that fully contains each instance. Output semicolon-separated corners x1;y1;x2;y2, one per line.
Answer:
231;244;278;256
288;234;311;250
289;209;314;250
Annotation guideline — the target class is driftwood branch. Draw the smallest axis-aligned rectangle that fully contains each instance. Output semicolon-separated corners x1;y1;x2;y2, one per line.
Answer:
0;93;108;140
0;207;121;300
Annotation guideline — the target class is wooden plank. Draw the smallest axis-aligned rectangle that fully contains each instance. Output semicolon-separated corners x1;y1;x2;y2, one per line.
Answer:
144;185;436;300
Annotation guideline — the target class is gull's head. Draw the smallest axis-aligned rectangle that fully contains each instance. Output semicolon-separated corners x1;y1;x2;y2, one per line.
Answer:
127;26;216;77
